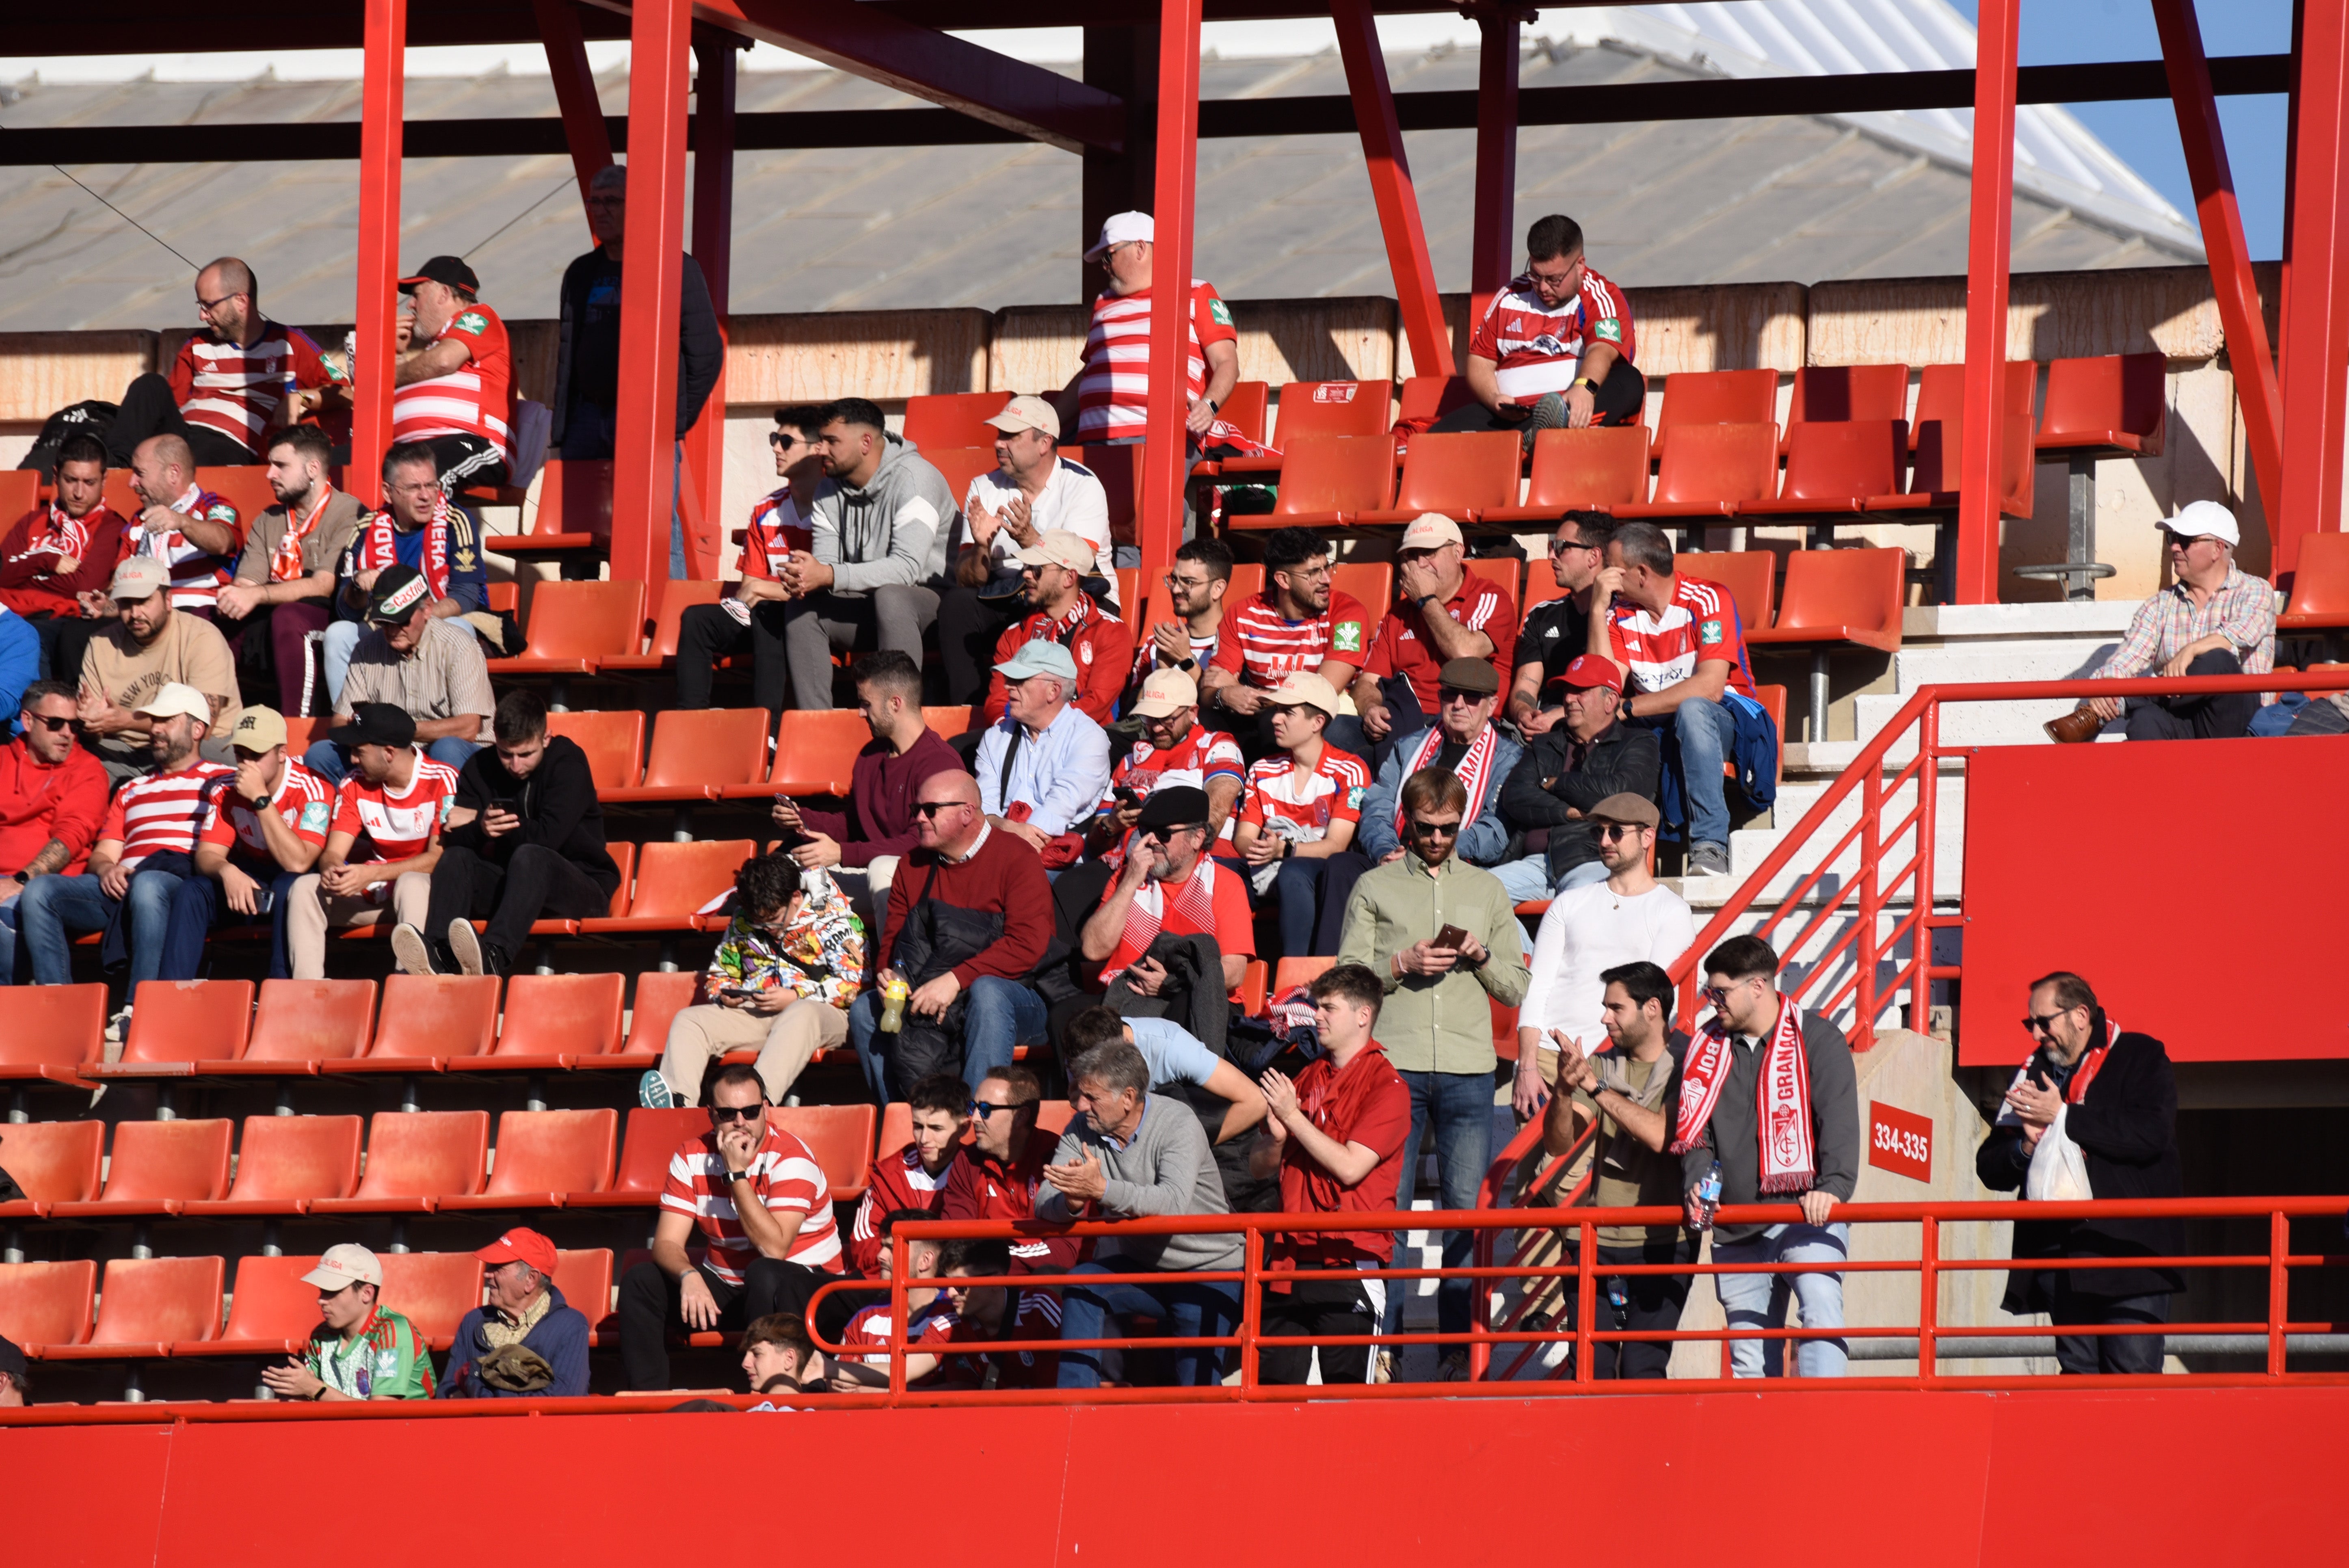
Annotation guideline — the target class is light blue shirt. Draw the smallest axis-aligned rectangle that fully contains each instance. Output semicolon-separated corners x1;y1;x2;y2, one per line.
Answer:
973;704;1112;838
1124;1016;1222;1088
1356;722;1522;865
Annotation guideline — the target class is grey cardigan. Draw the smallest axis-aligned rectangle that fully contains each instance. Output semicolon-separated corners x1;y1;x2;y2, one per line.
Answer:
1035;1093;1242;1273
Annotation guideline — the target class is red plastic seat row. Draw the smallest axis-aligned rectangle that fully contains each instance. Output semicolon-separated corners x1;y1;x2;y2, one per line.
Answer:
906;386;1269;455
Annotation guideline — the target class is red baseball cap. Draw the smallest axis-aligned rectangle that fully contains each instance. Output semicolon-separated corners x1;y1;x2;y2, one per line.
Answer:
475;1228;559;1274
1550;653;1624;695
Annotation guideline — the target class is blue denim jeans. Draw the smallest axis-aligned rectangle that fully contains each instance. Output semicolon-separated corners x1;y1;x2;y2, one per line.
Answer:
1493;854;1608;906
1055;1260;1241;1388
16;867;184;989
1383;1068;1497;1341
1712;1221;1849;1378
160;867;299;982
0;889;21;984
303;736;481;787
848;973;1048;1105
1263;854;1328;960
1668;695;1739;852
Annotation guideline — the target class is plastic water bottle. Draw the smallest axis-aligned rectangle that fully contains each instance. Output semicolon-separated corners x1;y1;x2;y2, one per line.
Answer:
878;974;910;1034
1692;1160;1723;1233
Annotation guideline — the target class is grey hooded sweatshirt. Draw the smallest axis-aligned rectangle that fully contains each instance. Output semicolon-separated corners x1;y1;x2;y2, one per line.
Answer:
808;432;956;594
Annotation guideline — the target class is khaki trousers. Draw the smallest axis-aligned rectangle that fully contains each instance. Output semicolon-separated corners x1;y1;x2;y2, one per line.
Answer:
286;871;431;980
656;996;849;1105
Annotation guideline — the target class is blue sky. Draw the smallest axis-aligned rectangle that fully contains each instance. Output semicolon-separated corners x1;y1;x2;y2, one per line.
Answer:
1947;0;2295;257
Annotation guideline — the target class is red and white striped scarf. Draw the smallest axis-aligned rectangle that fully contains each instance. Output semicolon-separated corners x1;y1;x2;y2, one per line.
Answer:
1391;722;1500;841
349;492;451;599
269;485;337;584
26;502;93;565
1997;1020;2118;1114
1671;994;1815;1195
1105;856;1223;984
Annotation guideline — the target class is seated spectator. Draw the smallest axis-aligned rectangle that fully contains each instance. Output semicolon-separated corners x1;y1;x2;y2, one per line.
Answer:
123;433;244;619
0;608;35;733
939;394;1116;707
740;1312;828;1401
1596;521;1769;879
619;1062;844;1391
1060;1006;1267;1148
213;425;366;715
75;556;242;785
322;443;491;705
978;531;1132;729
848;1074;967;1275
1510;793;1694;1120
260;1244;435;1400
286;703;453;981
1133;537;1233;688
1202;526;1375;759
1249;961;1410;1386
830;1210;954;1389
1088;668;1244;865
852;771;1053;1103
1493;654;1661;904
439;1228;591;1399
1440;214;1643;440
0;434;130;686
13;685;230;1012
672;404;826;724
973;642;1112;856
1349;515;1516;753
2068;502;2273;742
311;564;491;787
1041;1036;1242;1388
1357;657;1520;872
942;1064;1080;1276
392;255;515;492
398;687;619;979
781;398;955;711
641;852;864;1108
1062;211;1239;444
772;650;963;924
101;259;334;469
1232;672;1368;960
169;707;332;984
932;1237;1064;1391
0;1334;26;1406
1078;787;1254;1040
1508;513;1612;735
0;681;109;982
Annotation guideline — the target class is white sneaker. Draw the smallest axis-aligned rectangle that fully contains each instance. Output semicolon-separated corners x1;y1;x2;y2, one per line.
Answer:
1373;1350;1395;1385
389;922;435;977
447;919;485;978
105;1007;132;1044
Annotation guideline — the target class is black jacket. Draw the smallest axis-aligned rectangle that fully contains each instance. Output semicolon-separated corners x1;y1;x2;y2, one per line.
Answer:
1976;1017;2184;1308
549;247;724;444
1499;718;1663;880
441;735;621;896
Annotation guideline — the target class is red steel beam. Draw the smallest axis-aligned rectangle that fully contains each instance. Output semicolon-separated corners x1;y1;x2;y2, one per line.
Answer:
1954;0;2018;606
1468;5;1525;326
1138;0;1203;585
2276;0;2349;575
1332;0;1454;379
353;0;406;502
2154;0;2283;547
534;0;616;224
681;27;738;581
609;0;691;588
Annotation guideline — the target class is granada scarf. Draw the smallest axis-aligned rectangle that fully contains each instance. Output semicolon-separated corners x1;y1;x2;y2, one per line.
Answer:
1103;856;1221;984
1391;722;1499;841
350;491;453;599
1671;994;1815;1194
270;486;336;584
25;502;92;567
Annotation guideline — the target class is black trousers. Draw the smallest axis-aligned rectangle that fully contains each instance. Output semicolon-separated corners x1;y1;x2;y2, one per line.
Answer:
2124;647;2258;741
423;843;612;962
936;585;1024;705
619;1256;824;1391
1258;1270;1380;1385
2050;1281;2169;1376
674;599;790;722
419;433;509;493
1561;1235;1698;1381
105;373;256;468
1427;356;1648;437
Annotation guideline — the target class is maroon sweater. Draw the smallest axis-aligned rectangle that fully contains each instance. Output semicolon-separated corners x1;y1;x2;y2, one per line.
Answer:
878;823;1053;989
799;727;964;869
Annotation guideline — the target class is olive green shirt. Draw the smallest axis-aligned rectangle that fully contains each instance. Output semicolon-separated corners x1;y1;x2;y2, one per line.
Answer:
1336;852;1529;1076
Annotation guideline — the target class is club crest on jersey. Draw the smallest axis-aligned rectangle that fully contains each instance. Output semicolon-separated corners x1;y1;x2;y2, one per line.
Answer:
206;504;237;523
456;310;489;335
1208;299;1233;327
1345;785;1365;810
1332;621;1363;653
1594;318;1622;344
1700;618;1724;646
1079;642;1095;666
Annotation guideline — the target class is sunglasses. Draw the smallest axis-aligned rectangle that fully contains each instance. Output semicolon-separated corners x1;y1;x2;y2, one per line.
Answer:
913;800;967;818
1438;688;1487;705
768;432;809;449
708;1102;767;1123
1407;819;1461;839
966;1100;1022;1118
1594;821;1643;840
2022;1012;2072;1035
1549;537;1596;556
25;714;78;734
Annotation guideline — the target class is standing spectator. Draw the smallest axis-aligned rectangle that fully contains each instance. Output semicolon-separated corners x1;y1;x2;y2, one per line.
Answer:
1977;971;2184;1375
850;771;1054;1104
933;1237;1065;1391
0;1335;27;1406
396;687;619;979
1508;513;1612;735
1441;215;1643;439
0;681;110;982
939;394;1116;705
1079;785;1254;1004
1135;537;1234;688
619;1063;844;1391
1233;672;1369;959
1040;1038;1243;1389
2070;502;2275;742
438;1228;591;1400
168;707;332;983
1091;669;1244;863
125;434;244;619
641;853;865;1109
1594;521;1765;879
260;1244;435;1401
943;1064;1080;1276
1062;211;1240;443
781;398;955;711
1201;526;1375;758
212;425;366;715
1336;766;1530;1380
0;435;130;686
1356;657;1521;873
972;642;1113;854
322;447;490;707
672;405;826;725
391;255;515;492
1674;935;1858;1379
104;258;333;468
1493;655;1661;905
847;1074;967;1275
309;565;492;787
1349;515;1516;750
978;532;1133;729
1510;793;1693;1118
75;557;241;785
1250;962;1410;1386
285;704;452;981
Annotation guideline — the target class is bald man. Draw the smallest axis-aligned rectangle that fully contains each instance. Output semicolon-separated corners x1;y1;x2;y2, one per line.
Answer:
123;436;244;619
102;258;335;471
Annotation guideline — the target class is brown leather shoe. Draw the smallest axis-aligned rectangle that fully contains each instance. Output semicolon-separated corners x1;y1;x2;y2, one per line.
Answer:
2043;707;2103;744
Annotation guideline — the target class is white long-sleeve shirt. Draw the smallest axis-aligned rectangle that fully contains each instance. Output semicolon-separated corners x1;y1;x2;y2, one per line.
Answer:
1518;882;1699;1053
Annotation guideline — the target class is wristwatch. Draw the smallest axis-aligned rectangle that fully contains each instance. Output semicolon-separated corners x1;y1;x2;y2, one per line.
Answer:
1417;594;1440;611
1177;656;1198;672
1573;376;1598;392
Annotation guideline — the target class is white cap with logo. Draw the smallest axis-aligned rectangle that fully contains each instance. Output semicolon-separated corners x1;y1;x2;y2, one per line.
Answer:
301;1243;385;1291
1084;210;1154;262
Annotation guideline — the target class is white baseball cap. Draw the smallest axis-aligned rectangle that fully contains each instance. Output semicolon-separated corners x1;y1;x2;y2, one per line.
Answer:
1084;210;1154;262
1129;668;1200;719
984;394;1061;440
301;1243;385;1291
131;682;212;726
2158;499;2239;547
1399;513;1464;552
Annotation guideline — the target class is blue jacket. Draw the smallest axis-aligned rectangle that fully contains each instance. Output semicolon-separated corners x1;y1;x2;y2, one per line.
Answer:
1356;724;1522;865
1656;690;1779;838
437;1284;592;1399
0;608;36;734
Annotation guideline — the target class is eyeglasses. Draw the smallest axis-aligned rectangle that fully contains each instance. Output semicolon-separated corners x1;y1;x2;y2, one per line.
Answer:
2021;1012;2072;1036
966;1100;1021;1118
1407;819;1461;839
707;1102;767;1123
1163;572;1214;591
1701;982;1745;1008
196;291;245;314
1594;821;1642;840
913;800;968;819
25;714;77;734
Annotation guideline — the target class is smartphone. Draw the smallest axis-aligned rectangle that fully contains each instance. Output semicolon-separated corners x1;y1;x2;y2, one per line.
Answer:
489;795;519;814
1114;787;1142;807
1432;923;1470;952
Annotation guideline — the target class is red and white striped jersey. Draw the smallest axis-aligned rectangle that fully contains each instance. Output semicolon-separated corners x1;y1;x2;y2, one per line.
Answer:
1104;725;1246;851
1605;576;1757;701
660;1122;844;1285
1226;589;1375;688
331;754;460;867
1237;745;1370;844
134;484;244;612
1075;281;1238;439
847;1142;952;1276
392;302;515;456
100;761;235;866
168;322;331;453
1467;266;1637;402
199;757;334;869
739;488;815;582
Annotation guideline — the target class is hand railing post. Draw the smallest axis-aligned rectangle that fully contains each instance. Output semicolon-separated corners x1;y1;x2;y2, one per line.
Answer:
1856;735;1885;1047
2269;1209;2290;1377
1914;699;1940;1031
1575;1218;1597;1384
1239;1225;1264;1395
1917;1215;1939;1384
887;1231;908;1401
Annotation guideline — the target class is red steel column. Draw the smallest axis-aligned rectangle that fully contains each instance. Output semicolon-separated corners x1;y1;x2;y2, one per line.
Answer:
2277;0;2349;575
353;0;406;501
2154;0;2283;537
534;0;614;223
1954;0;2018;606
610;0;691;587
1333;0;1455;379
1468;6;1522;328
1136;0;1203;584
682;29;739;581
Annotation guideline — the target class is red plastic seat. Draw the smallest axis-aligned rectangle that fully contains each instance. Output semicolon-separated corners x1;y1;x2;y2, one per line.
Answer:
1747;548;1907;655
1462;556;1521;603
485;458;611;552
1743;419;1907;516
182;1115;363;1216
623;969;701;1062
1891;361;2035;517
922;447;1001;521
565;1106;709;1208
598;580;722;674
1226;563;1268;603
1784;364;1910;433
1273;955;1337;998
579;840;753;936
102;469;140;518
173;1254;319;1356
1218;380;1391;475
555;1248;614;1334
1394;375;1477;432
772;1104;877;1204
1067;444;1143;548
1482;426;1652;523
379;1251;486;1345
42;1255;224;1360
439;1107;618;1209
283;714;330;756
446;972;626;1073
1356;431;1523;526
922;704;975;738
90;979;254;1077
1623;422;1778;517
1216;380;1270;444
0;1120;105;1217
1491;997;1521;1063
2035;351;2166;457
312;1110;491;1215
2278;533;2349;632
605;708;770;803
487;580;647;677
223;978;376;1072
49;1118;233;1218
191;466;277;527
1330;562;1394;615
1650;368;1779;459
0;470;36;520
741;708;870;800
1235;960;1268;1014
0;1259;96;1352
1673;551;1777;634
1231;434;1394;531
904;392;1018;454
325;974;502;1073
546;709;647;791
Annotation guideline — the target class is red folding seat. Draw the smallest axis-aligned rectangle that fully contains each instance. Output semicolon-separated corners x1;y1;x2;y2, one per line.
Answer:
1330;562;1393;614
487;580;647;677
1491;997;1521;1062
1462;556;1521;604
1273;955;1337;996
312;1110;491;1214
604;709;769;803
219;978;376;1073
1748;548;1908;742
1227;563;1266;603
1216;380;1271;444
736;709;869;800
439;1108;618;1209
555;1248;615;1337
1355;431;1523;526
0;1120;105;1218
378;1252;486;1345
1235;960;1268;1014
770;1104;879;1204
0;1259;96;1351
325;973;502;1073
0;471;35;520
102;469;140;517
283;714;330;756
1742;419;1907;517
2278;533;2349;632
50;1118;233;1218
922;705;975;738
903;392;1017;453
452;971;625;1072
41;1255;224;1360
89;979;253;1077
921;448;1001;519
2035;351;2166;459
579;841;754;936
1784;364;1910;433
191;466;278;526
1394;376;1477;433
1890;361;2035;517
183;1115;363;1215
566;1107;711;1209
1672;550;1777;635
1229;434;1394;531
1622;423;1778;518
1650;368;1778;459
1218;379;1390;476
621;969;700;1066
485;458;610;553
174;1254;318;1356
545;709;647;791
597;580;722;674
1480;426;1652;523
1067;444;1142;548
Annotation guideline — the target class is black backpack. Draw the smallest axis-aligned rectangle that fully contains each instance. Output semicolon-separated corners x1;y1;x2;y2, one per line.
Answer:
17;401;118;479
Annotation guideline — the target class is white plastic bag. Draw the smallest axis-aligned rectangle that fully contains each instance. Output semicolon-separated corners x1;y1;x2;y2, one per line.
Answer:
2025;1104;2094;1202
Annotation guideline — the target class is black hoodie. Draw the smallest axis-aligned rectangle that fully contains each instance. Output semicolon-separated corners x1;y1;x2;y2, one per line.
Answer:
441;733;620;897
